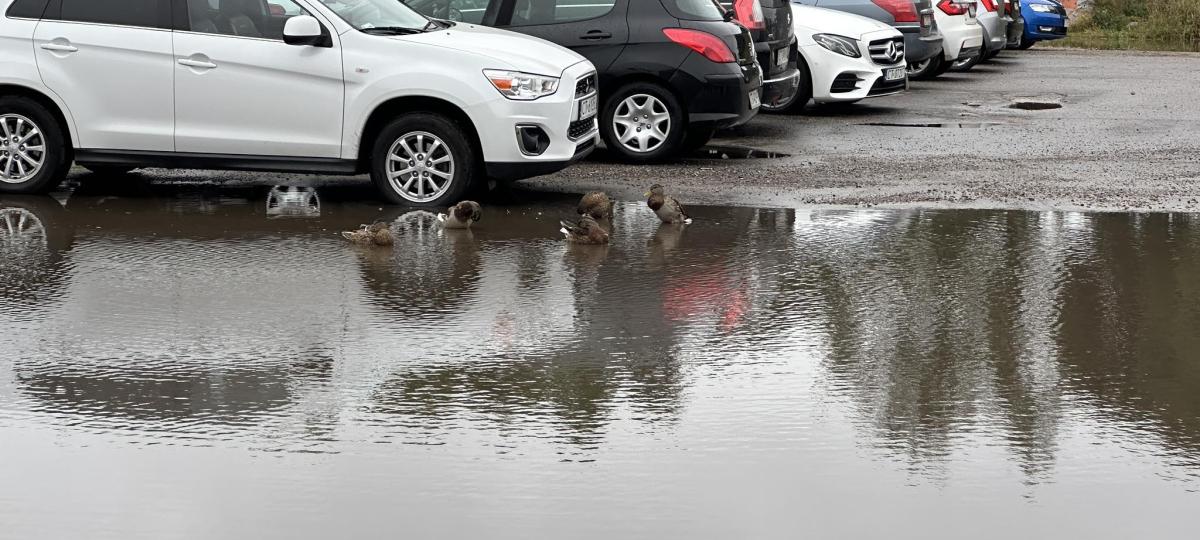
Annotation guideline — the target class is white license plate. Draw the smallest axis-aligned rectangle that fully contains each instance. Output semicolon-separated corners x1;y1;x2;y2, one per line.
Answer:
775;47;789;69
749;90;761;109
885;67;906;81
576;95;598;121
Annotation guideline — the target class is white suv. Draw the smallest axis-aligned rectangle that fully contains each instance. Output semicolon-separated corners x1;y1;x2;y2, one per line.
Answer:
0;0;599;206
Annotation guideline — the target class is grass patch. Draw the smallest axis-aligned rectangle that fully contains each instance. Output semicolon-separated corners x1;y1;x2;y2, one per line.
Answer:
1046;0;1200;52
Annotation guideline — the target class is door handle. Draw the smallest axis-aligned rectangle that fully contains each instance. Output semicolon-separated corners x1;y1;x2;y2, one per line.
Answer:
580;30;612;40
40;42;78;53
178;58;217;70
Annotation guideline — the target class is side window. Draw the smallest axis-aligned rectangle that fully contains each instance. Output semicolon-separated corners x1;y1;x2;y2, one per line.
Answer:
185;0;309;40
401;0;490;24
509;0;615;26
60;0;160;27
6;0;51;19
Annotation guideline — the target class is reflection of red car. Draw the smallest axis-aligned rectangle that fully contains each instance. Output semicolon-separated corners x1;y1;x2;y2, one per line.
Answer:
662;268;749;331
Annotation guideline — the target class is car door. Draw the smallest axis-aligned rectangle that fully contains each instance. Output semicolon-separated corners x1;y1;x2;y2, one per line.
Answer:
33;0;176;152
171;0;343;158
494;0;628;72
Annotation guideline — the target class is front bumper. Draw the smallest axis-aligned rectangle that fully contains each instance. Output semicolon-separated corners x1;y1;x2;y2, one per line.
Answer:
1023;10;1068;41
804;30;908;103
470;61;599;174
898;25;944;64
486;136;596;181
670;54;763;130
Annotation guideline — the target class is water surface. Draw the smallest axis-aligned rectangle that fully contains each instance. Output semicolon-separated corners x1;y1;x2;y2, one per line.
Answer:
2;184;1199;538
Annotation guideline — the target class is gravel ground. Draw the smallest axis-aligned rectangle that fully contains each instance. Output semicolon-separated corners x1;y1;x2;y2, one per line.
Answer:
525;48;1200;212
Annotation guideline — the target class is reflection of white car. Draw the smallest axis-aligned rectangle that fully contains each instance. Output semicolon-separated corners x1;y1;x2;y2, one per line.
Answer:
774;4;907;112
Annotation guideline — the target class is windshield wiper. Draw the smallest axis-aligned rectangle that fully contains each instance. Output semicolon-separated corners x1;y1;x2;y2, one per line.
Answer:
360;26;425;35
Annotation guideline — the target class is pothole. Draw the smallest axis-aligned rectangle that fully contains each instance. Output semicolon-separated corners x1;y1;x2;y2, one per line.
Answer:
859;122;998;128
1009;101;1063;110
691;146;791;160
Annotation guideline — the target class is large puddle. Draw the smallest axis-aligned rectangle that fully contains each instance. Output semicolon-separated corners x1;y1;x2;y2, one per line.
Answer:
2;186;1199;538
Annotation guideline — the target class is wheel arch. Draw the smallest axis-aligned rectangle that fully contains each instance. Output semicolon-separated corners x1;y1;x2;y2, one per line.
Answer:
357;95;482;173
0;83;77;156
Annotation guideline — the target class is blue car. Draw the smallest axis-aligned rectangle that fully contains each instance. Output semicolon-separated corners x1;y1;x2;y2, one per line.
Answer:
1018;0;1068;49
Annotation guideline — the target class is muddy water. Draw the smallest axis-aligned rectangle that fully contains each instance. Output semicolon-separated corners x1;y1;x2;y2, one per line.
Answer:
2;184;1199;539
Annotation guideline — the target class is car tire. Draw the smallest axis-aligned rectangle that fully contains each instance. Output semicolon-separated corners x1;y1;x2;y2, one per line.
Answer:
0;96;70;195
1018;37;1036;50
370;112;476;207
950;53;982;72
907;54;944;81
82;165;137;176
768;56;813;115
600;82;686;163
982;48;1001;61
681;128;715;153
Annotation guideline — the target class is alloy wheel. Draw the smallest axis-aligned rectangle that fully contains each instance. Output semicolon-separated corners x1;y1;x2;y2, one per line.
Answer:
0;207;48;254
907;59;932;77
386;131;455;204
613;94;671;153
0;114;46;184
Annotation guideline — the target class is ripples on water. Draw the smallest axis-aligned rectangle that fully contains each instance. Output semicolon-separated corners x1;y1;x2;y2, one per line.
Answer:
1;186;1198;538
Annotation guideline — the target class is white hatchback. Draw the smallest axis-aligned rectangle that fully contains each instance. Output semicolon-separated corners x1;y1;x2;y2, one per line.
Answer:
0;0;599;206
775;3;907;112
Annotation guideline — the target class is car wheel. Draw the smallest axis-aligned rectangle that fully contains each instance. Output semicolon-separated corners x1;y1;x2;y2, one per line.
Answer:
0;96;70;195
950;53;982;72
907;55;944;81
370;112;476;207
82;165;137;176
600;82;686;163
1018;37;1036;50
983;48;1001;61
768;56;813;115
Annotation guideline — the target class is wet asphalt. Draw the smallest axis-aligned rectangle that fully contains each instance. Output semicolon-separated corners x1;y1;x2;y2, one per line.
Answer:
66;49;1200;213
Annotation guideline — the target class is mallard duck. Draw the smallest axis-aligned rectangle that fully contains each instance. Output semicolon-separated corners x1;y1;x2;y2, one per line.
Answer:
577;191;614;220
645;184;692;224
438;200;483;229
560;215;610;245
342;222;394;247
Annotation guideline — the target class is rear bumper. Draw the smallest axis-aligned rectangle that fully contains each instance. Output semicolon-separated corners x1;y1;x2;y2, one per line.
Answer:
898;26;944;64
485;137;595;181
758;41;801;109
672;57;762;131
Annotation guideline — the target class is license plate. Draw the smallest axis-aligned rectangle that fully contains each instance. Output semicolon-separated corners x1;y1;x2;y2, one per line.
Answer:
749;90;761;109
885;67;906;81
576;95;597;121
969;4;977;17
775;47;789;70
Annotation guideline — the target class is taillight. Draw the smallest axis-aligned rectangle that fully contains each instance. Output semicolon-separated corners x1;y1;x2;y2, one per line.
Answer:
937;0;969;15
733;0;766;31
870;0;919;23
981;0;997;11
663;28;737;64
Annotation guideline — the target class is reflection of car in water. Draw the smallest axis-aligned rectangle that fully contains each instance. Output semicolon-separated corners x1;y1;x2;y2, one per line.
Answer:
265;186;321;218
0;195;74;308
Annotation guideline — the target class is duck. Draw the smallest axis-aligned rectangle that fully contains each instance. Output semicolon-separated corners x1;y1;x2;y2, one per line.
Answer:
560;214;610;245
577;191;614;221
645;184;692;225
438;200;483;229
342;222;394;247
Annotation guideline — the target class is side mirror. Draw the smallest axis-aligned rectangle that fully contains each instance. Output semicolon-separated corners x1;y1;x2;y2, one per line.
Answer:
283;15;327;47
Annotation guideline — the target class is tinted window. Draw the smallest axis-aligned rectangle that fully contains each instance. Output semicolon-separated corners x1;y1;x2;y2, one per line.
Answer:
509;0;615;26
185;0;309;40
402;0;490;24
60;0;160;27
665;0;724;20
6;0;51;18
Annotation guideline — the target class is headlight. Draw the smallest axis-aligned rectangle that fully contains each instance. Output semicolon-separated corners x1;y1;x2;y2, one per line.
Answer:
483;70;560;101
813;34;861;58
1029;4;1056;12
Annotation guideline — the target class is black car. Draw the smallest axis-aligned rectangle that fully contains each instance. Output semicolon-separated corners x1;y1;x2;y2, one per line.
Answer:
404;0;763;162
718;0;801;113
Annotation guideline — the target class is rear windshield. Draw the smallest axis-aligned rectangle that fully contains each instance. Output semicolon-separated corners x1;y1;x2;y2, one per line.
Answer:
662;0;725;20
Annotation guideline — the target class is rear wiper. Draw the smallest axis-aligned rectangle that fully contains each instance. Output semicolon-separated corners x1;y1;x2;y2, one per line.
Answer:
360;26;425;35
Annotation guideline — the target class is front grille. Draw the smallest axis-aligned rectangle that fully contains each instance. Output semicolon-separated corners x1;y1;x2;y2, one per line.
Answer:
868;76;906;97
568;118;595;140
575;73;597;98
830;73;862;93
868;37;905;65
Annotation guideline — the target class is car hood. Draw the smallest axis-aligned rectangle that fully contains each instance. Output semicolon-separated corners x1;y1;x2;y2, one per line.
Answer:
395;23;587;77
792;4;896;39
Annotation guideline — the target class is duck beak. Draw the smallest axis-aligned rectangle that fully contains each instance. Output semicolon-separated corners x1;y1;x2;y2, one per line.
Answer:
643;192;651;197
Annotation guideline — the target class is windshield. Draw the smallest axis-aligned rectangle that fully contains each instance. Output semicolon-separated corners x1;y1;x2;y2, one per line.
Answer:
317;0;431;31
